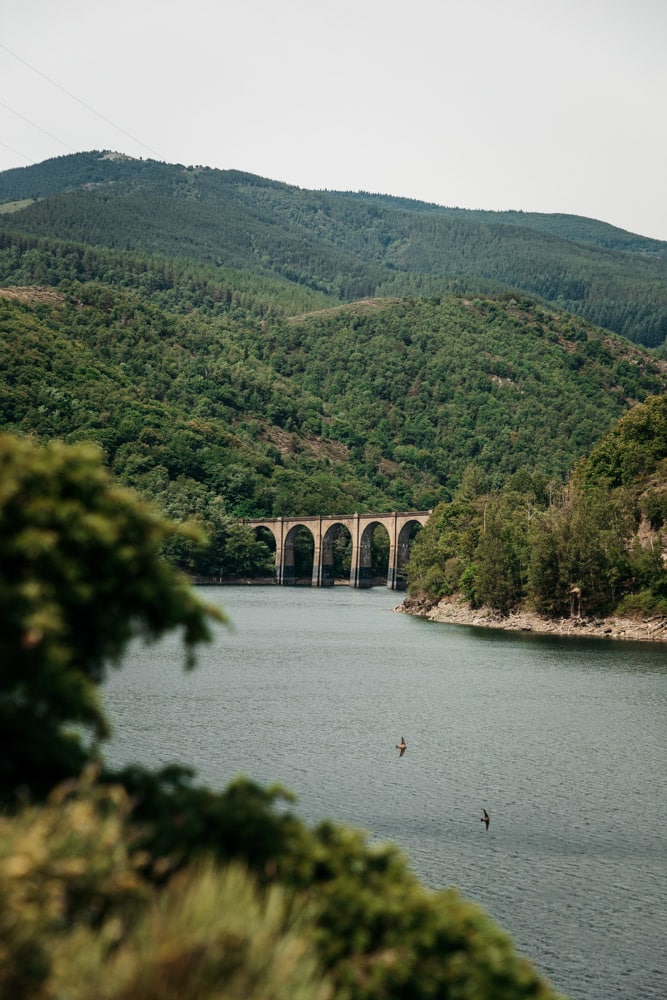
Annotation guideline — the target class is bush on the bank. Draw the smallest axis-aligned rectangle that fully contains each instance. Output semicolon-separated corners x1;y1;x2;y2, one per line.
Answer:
406;396;667;618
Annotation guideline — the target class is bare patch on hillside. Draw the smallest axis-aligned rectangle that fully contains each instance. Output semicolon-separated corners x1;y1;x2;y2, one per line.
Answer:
264;426;349;464
0;199;33;214
288;297;401;323
0;286;66;306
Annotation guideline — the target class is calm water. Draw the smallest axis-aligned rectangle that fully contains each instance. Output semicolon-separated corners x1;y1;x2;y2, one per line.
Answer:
103;586;667;1000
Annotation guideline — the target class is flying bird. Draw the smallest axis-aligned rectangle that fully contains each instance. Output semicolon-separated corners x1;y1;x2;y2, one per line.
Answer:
396;736;407;757
481;808;490;830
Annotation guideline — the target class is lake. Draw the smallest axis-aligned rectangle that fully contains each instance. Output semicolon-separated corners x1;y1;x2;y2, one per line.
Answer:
103;585;667;1000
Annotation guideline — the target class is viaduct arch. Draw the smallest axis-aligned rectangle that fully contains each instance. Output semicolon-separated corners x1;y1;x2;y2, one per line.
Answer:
242;511;431;590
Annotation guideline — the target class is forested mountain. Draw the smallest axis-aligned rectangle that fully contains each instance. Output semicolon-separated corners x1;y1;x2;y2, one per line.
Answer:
2;151;667;348
1;275;665;579
1;149;666;583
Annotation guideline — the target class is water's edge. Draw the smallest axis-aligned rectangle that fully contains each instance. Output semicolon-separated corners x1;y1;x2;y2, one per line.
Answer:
398;592;667;642
105;586;667;1000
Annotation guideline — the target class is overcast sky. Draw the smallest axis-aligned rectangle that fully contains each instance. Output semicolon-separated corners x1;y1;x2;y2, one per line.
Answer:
3;0;666;239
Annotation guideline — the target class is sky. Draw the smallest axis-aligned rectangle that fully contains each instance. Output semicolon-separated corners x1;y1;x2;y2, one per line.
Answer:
2;0;667;240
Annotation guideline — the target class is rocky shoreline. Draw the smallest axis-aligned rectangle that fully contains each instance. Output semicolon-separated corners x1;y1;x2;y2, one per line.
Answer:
396;593;667;643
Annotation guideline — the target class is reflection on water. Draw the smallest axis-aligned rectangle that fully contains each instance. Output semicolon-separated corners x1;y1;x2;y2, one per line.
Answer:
103;586;667;1000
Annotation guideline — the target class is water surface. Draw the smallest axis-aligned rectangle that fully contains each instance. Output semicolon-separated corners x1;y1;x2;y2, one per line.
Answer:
103;585;667;1000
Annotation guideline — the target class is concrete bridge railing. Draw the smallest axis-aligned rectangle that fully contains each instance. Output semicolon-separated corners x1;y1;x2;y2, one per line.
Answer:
242;511;431;590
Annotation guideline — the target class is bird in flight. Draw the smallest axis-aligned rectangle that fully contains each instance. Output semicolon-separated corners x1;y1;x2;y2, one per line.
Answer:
481;808;490;830
396;736;407;757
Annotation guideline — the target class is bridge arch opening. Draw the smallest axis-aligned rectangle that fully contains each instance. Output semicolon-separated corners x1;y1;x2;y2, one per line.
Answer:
282;523;315;585
320;522;353;585
395;520;424;590
355;521;391;588
248;525;276;581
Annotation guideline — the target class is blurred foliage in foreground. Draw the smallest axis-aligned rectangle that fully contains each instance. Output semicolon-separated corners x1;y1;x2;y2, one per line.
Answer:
0;431;563;999
0;774;562;1000
0;432;224;801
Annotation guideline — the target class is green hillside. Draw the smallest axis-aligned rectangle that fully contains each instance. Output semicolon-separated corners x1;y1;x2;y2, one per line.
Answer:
2;151;667;348
0;286;392;517
1;149;666;582
405;393;667;618
1;284;664;523
245;295;666;495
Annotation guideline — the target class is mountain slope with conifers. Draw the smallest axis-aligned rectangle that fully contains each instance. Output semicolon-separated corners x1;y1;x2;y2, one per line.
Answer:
1;149;666;594
2;150;667;348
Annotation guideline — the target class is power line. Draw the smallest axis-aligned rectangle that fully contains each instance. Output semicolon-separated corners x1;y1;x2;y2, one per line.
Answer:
0;98;78;153
0;138;34;163
0;40;163;161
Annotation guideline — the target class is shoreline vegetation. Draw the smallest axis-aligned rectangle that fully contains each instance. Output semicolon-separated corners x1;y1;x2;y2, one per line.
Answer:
396;592;667;643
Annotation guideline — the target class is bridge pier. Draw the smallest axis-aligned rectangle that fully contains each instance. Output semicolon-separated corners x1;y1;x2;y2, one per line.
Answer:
242;511;431;590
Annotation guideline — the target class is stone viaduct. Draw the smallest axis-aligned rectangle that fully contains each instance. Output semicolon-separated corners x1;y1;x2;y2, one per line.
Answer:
242;511;431;589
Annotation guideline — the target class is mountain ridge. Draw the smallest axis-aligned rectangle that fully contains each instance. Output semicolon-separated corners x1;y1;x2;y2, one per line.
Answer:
1;151;666;588
2;150;665;254
1;151;666;348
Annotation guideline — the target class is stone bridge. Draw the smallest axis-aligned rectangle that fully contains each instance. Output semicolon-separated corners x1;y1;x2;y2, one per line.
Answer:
242;511;431;589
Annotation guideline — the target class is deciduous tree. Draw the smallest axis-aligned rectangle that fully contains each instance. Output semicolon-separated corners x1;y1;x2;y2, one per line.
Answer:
0;432;224;805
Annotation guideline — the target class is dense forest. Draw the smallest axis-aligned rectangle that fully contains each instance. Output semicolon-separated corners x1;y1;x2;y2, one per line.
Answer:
1;281;665;581
0;149;665;600
2;151;667;349
406;394;667;618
